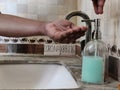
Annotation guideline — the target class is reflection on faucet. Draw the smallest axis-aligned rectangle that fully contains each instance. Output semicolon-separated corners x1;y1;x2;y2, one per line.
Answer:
65;11;92;50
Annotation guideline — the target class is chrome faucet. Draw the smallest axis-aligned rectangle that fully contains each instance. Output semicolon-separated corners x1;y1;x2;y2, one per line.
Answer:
65;11;92;50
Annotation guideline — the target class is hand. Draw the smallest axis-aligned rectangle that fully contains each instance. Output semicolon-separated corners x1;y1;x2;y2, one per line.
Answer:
92;0;106;14
45;20;87;43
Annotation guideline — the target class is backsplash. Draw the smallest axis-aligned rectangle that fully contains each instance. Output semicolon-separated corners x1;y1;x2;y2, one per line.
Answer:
44;44;76;56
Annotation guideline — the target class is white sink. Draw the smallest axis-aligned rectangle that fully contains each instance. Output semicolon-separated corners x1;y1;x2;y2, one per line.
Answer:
0;64;79;89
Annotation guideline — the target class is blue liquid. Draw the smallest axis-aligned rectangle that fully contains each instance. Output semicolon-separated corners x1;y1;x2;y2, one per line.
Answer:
81;56;104;84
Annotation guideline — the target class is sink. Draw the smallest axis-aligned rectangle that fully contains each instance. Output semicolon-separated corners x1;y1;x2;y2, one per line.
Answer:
0;63;79;89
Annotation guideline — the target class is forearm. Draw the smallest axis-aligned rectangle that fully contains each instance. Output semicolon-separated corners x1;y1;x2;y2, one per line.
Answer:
0;14;47;37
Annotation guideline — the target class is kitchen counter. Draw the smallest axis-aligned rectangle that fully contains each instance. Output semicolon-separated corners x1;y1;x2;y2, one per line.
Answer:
0;54;119;90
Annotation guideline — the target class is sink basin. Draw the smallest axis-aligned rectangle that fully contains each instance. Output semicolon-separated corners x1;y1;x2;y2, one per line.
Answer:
0;63;79;89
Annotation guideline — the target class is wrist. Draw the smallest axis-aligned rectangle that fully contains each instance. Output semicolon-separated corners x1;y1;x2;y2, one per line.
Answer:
38;22;48;36
43;22;53;37
39;21;55;40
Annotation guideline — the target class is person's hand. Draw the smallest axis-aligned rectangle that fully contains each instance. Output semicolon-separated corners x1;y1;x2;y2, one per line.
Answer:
45;20;87;43
92;0;106;14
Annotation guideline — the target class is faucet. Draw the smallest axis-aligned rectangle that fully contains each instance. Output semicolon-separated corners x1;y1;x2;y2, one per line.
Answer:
65;11;92;50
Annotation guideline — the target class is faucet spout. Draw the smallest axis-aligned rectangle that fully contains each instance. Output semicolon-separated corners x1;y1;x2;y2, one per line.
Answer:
65;11;92;49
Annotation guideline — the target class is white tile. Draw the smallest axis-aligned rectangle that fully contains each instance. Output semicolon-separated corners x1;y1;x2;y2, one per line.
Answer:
5;1;17;15
17;0;28;4
60;44;76;56
44;44;61;56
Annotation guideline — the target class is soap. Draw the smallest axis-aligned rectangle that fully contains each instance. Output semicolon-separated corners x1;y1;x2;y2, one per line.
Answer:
81;56;104;84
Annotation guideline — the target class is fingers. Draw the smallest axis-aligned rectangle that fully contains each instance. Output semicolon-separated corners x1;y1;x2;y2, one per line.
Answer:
50;20;87;43
53;19;74;31
59;20;74;28
92;0;99;14
54;26;87;43
92;0;105;14
98;0;105;14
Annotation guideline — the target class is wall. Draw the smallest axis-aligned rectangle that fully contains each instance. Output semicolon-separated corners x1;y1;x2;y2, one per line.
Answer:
0;0;77;22
78;0;120;56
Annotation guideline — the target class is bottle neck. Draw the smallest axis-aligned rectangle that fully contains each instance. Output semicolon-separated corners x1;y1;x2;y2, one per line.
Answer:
93;19;101;40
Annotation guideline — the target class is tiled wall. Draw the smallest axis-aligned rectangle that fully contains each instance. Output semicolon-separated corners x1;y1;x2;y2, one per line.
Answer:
0;0;77;22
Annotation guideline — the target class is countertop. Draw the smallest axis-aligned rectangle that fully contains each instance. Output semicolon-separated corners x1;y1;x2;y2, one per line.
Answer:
0;54;119;90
